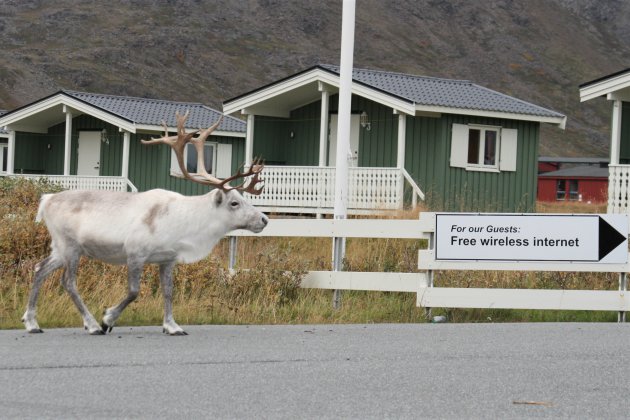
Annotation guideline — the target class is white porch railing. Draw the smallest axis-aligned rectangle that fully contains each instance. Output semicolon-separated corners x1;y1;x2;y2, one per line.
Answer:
608;164;630;214
2;174;138;192
246;166;423;215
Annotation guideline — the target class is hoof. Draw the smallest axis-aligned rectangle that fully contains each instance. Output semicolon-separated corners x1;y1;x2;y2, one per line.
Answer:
89;328;105;335
100;322;113;334
28;328;44;334
163;328;188;336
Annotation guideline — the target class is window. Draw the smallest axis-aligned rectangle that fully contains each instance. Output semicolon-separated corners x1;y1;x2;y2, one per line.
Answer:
170;142;233;179
186;143;215;174
0;144;7;173
569;180;579;201
466;127;498;167
450;124;518;172
556;179;579;201
556;180;566;200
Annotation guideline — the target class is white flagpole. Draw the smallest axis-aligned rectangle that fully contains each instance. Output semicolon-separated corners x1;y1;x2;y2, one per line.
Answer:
332;0;356;308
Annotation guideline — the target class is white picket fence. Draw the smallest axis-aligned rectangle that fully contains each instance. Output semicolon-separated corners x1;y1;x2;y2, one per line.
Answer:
3;174;138;192
227;213;630;321
246;166;422;215
608;164;630;214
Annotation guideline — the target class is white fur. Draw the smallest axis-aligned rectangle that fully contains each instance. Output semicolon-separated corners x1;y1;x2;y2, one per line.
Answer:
23;188;268;335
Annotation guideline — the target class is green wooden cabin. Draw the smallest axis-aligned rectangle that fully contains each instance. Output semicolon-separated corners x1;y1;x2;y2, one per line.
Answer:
0;91;246;195
224;65;566;213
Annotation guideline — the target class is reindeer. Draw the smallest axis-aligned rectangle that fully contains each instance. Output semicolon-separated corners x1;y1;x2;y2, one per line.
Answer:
22;112;268;335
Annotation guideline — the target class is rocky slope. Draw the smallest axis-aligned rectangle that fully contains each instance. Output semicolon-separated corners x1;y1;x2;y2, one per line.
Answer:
1;0;629;157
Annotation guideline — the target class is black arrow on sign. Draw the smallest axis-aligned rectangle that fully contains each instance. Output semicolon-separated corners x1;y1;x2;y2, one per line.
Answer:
599;216;627;261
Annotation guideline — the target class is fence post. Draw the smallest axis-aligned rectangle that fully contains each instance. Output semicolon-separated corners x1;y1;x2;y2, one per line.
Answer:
332;236;346;309
228;236;238;271
619;272;627;323
424;230;435;319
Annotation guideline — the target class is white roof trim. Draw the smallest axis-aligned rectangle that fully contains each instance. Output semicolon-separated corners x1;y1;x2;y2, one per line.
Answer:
580;72;630;102
415;104;566;128
0;93;137;133
135;123;245;138
224;69;338;115
352;84;416;115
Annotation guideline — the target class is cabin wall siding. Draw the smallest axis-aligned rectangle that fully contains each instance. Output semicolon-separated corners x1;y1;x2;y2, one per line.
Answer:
409;114;539;212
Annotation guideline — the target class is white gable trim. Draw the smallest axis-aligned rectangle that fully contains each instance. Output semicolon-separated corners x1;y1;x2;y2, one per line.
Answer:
224;68;338;115
223;68;417;117
352;83;416;115
580;71;630;102
0;93;137;133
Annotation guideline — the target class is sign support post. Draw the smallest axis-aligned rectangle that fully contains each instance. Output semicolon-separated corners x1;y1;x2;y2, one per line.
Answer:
620;273;627;322
332;0;356;309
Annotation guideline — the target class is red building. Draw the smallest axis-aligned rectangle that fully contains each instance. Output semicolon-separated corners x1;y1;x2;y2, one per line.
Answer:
537;166;608;203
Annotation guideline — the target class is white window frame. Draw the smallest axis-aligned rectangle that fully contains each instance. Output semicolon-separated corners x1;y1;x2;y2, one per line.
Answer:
170;141;233;179
171;142;217;177
0;143;7;174
466;125;500;171
450;123;518;173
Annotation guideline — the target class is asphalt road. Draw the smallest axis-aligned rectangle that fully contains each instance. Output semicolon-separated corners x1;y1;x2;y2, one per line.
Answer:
1;323;629;419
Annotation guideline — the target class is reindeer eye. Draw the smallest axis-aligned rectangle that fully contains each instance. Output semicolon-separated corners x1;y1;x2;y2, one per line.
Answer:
230;201;239;208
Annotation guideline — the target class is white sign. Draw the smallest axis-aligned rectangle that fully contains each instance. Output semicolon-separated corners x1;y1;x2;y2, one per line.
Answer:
435;213;628;263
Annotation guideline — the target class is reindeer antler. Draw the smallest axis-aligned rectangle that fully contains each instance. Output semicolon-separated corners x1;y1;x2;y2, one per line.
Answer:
141;112;265;195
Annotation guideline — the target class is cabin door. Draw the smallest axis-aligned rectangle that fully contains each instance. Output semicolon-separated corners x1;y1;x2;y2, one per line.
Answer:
77;131;101;176
328;114;360;167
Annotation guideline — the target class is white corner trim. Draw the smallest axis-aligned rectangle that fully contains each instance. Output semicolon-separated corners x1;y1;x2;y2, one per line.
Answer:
580;72;630;102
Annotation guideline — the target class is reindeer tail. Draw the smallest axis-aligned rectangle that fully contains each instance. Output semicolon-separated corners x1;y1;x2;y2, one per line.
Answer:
36;194;52;222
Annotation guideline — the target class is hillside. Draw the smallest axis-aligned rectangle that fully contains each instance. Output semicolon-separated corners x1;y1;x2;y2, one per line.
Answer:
1;0;629;157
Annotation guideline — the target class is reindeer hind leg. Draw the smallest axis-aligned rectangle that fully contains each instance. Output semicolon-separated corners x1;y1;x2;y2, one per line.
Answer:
22;255;64;333
60;255;103;335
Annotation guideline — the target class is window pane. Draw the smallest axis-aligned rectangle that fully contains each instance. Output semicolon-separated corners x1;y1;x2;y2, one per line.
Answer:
467;129;480;164
556;180;566;200
185;144;214;174
203;144;214;173
1;146;6;172
569;180;579;201
186;144;197;172
484;130;497;165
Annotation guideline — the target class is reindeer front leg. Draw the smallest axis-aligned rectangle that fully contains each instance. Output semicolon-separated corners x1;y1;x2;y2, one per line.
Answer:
159;261;187;336
101;258;143;333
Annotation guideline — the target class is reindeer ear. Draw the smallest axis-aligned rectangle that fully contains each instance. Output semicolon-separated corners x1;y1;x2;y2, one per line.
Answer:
214;189;224;206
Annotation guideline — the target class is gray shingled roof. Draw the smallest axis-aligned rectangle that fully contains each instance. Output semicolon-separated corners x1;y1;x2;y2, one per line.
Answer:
539;165;609;178
64;91;245;133
539;156;608;165
319;64;564;119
